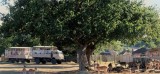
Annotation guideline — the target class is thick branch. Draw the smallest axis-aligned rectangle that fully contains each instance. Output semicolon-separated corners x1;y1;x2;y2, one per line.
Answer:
75;0;85;13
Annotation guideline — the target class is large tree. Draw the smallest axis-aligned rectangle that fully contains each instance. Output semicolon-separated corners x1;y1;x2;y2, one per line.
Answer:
1;0;160;72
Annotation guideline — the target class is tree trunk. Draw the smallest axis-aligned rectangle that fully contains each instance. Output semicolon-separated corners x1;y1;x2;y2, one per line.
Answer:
86;49;91;66
86;44;95;66
77;46;89;73
86;48;94;66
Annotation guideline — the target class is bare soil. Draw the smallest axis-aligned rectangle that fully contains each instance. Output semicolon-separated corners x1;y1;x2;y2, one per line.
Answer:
0;62;79;74
0;62;160;74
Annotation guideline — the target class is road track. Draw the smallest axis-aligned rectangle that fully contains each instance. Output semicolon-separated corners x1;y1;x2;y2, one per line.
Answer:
0;62;79;73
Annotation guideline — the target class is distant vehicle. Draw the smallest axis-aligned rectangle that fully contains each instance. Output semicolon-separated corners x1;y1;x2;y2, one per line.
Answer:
32;46;64;64
5;47;32;63
5;46;64;64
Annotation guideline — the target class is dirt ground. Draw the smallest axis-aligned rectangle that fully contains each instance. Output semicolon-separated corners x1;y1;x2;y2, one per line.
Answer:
0;61;111;73
0;62;160;74
0;62;127;74
0;62;79;74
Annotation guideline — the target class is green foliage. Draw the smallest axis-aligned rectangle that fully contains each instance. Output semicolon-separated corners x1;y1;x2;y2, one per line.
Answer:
0;37;12;55
1;0;159;47
0;0;159;53
94;41;124;53
134;40;160;48
0;0;160;70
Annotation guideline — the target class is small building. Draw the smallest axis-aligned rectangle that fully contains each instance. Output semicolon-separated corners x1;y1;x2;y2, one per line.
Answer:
100;50;117;62
146;48;160;60
132;47;150;63
132;47;148;58
119;49;133;62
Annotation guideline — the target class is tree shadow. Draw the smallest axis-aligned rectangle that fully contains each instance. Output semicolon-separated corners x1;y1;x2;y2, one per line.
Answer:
0;70;99;74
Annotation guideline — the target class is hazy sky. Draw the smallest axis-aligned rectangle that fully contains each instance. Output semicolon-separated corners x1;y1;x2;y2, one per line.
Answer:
143;0;160;9
0;0;160;25
0;0;160;14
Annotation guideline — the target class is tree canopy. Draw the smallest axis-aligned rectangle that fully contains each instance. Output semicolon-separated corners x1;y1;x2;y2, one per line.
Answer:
0;0;160;71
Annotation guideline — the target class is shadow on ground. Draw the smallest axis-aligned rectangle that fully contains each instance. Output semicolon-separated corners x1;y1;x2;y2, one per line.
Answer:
0;70;78;74
1;71;160;74
0;70;100;74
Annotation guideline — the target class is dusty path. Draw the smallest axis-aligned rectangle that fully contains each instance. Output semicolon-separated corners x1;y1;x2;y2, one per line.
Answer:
0;62;160;74
0;62;79;74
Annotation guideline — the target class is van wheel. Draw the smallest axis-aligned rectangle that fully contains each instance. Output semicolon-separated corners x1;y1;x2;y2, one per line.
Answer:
10;59;15;63
35;58;40;64
26;60;30;63
51;59;57;64
56;60;62;64
16;59;19;63
42;60;46;64
21;59;25;64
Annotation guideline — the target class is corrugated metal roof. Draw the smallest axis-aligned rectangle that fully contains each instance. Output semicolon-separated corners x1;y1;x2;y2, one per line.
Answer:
132;47;148;54
119;49;130;55
100;50;117;55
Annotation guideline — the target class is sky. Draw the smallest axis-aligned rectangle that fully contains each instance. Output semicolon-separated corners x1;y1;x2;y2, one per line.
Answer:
143;0;160;9
0;0;160;25
0;0;15;14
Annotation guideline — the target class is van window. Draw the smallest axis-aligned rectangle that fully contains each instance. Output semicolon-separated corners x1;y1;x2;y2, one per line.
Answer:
58;51;63;54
